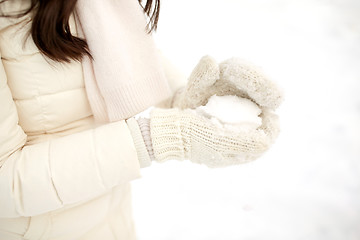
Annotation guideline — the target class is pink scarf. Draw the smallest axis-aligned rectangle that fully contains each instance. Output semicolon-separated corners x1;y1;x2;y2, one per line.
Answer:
74;0;172;123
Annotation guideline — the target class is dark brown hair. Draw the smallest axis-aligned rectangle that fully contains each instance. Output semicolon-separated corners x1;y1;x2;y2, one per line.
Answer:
0;0;160;63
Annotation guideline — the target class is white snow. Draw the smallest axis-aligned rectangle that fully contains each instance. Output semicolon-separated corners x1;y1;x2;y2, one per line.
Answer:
195;94;262;131
132;0;360;239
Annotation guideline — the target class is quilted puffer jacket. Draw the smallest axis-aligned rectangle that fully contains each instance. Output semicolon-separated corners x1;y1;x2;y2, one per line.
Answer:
0;1;185;239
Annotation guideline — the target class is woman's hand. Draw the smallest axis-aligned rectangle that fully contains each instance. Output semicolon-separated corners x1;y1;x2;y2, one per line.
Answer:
127;55;283;168
147;106;279;168
172;56;284;111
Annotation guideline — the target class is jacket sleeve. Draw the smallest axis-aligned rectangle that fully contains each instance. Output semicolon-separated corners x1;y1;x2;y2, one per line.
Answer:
0;54;141;218
155;50;187;108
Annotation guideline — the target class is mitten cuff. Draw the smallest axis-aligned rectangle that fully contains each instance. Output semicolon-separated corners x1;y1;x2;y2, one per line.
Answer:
150;108;185;162
126;118;152;168
137;117;155;161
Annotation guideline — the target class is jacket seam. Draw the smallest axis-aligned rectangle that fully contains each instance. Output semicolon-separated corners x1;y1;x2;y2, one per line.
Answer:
12;87;85;101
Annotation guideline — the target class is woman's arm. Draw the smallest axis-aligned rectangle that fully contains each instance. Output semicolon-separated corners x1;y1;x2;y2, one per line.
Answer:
0;53;141;218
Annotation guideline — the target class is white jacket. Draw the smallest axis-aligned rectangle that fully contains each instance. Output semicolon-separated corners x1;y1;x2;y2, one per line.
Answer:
0;1;185;239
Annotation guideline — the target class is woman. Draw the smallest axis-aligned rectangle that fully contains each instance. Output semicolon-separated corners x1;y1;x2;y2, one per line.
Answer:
0;0;282;239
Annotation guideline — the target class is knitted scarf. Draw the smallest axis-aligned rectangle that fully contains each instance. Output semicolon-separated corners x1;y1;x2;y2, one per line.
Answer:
74;0;172;123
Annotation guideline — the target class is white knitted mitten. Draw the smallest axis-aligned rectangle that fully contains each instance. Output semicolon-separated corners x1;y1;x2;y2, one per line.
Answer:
126;105;279;168
127;56;283;168
172;56;284;111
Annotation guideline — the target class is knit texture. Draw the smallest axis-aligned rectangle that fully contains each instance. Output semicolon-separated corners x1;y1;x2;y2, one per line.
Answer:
75;0;172;122
149;107;279;168
126;118;152;168
126;55;283;168
172;56;284;111
137;117;155;162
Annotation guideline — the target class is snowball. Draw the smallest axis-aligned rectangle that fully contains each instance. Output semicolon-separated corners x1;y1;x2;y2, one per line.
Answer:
195;95;262;132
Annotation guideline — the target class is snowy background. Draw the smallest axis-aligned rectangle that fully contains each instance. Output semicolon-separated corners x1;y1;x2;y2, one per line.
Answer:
131;0;360;239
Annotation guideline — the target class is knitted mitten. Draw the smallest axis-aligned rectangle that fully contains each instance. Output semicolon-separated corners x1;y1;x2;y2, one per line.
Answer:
126;105;279;168
172;56;284;111
127;56;283;168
